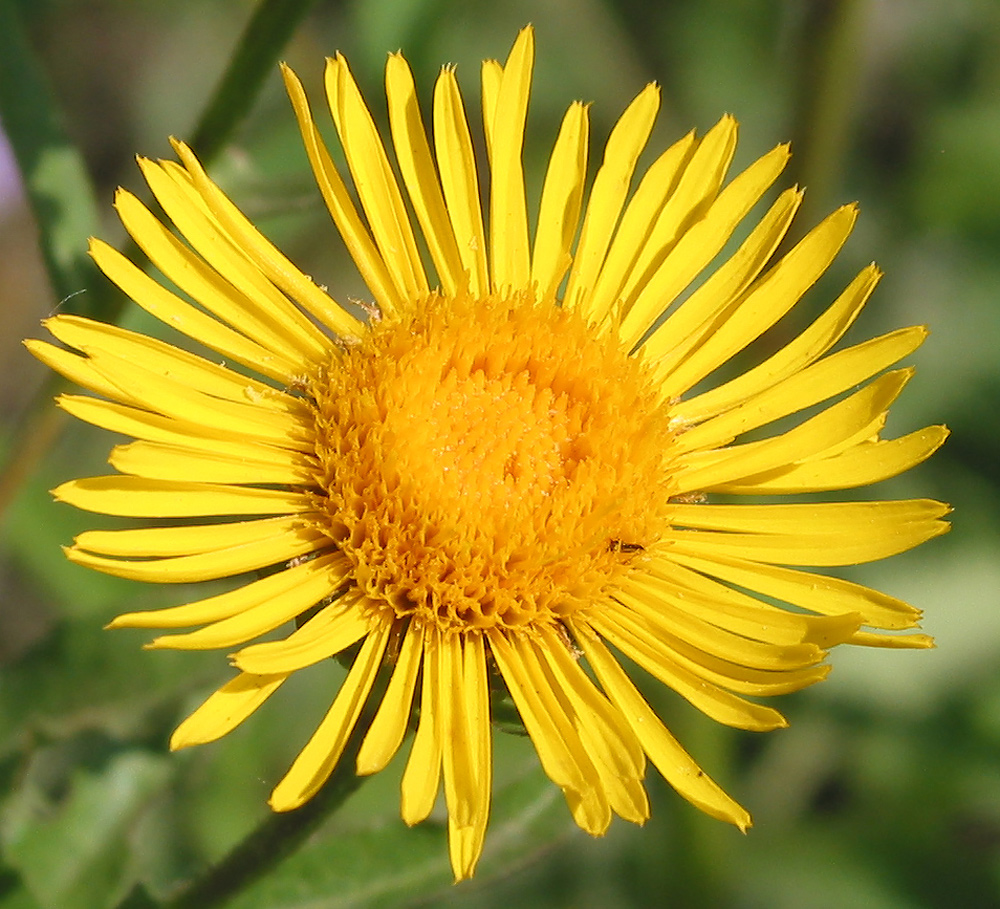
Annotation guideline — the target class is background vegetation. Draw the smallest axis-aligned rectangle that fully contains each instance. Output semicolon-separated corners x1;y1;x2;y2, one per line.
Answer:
0;0;996;906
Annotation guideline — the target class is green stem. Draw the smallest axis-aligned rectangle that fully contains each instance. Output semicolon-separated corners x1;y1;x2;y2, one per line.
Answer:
150;751;364;909
785;0;870;237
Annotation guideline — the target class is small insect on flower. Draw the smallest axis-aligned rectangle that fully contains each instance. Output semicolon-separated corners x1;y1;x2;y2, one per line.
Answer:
27;26;948;881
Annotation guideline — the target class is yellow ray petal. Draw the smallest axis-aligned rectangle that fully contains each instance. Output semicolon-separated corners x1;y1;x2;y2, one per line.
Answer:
613;584;825;671
619;142;790;346
171;671;289;749
489;631;611;835
66;522;325;583
56;395;299;462
118;177;329;362
672;264;880;423
657;204;859;400
537;627;649;824
231;594;370;674
641;187;802;371
637;557;861;648
593;610;788;731
171;140;361;339
670;498;950;536
145;556;352;650
606;595;832;696
110;439;313;486
531;101;589;300
401;626;444;825
325;54;427;305
357;621;425;775
24;340;132;402
74;514;314;557
82;345;310;451
488;26;533;292
480;58;503;163
664;509;950;567
667;549;924;630
715;425;949;494
674;326;927;454
107;549;347;630
609;115;738;330
433;67;489;296
282;63;403;315
441;635;475;827
569;619;751;830
385;54;466;296
563;82;661;316
52;475;310;517
847;630;935;649
269;621;391;811
673;370;912;493
90;239;299;383
577;130;695;323
43;314;304;414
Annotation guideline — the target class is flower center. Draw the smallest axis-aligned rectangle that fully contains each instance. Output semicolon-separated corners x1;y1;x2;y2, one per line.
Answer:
309;291;676;633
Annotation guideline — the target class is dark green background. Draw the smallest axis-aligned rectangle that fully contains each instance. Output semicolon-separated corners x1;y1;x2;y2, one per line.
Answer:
0;1;994;906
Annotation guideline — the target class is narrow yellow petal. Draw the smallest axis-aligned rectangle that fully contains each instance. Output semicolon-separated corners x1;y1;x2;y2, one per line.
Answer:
609;115;739;332
282;63;403;315
108;552;349;630
43;313;305;414
531;102;589;300
90;239;299;383
613;584;825;672
52;476;311;517
674;326;927;454
24;340;131;402
564;82;661;315
668;549;925;630
118;177;329;362
171;672;288;749
664;514;950;566
385;54;466;296
441;635;475;827
357;622;425;775
577;130;696;322
326;54;427;305
671;265;880;423
146;557;352;651
231;594;370;674
172;140;362;339
656;204;859;400
82;345;310;450
569;619;751;830
619;142;790;346
74;514;313;557
488;26;533;292
593;611;788;731
605;593;833;696
479;58;503;163
401;627;443;825
433;67;489;296
848;631;935;649
66;523;325;584
110;439;312;486
269;622;391;811
716;425;949;494
673;370;912;493
641;187;802;372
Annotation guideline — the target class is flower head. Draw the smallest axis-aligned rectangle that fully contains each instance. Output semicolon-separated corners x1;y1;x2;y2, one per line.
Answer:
27;26;948;880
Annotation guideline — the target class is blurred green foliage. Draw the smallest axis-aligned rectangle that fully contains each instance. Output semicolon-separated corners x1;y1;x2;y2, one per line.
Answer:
1;0;997;906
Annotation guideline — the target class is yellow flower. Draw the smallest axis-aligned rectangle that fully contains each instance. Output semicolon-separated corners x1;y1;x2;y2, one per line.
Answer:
27;27;948;881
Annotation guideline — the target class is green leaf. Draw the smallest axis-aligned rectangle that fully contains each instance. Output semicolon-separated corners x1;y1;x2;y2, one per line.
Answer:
1;752;171;909
224;751;570;909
